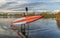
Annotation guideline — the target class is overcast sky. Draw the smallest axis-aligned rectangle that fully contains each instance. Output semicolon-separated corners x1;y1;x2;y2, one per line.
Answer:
0;0;60;13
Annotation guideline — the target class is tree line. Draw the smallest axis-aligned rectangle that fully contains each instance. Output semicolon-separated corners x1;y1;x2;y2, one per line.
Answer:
0;12;60;18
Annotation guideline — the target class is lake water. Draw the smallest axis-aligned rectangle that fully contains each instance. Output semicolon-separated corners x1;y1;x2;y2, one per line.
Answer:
0;18;60;38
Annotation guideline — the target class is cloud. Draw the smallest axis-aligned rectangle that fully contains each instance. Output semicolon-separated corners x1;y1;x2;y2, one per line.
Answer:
0;0;27;10
0;0;60;13
0;0;7;5
0;0;29;13
46;0;60;2
0;0;27;6
52;0;60;2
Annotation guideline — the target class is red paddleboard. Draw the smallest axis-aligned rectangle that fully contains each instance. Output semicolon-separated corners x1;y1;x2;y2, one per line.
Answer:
10;16;43;38
11;16;43;25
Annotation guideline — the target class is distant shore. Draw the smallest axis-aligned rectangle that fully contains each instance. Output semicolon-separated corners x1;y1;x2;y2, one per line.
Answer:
0;12;56;18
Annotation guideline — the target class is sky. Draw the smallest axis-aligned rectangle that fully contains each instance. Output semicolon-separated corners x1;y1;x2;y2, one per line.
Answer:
0;0;60;13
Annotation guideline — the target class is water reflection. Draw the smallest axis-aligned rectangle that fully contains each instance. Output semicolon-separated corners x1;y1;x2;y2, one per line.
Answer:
29;18;60;38
0;18;60;38
56;19;60;28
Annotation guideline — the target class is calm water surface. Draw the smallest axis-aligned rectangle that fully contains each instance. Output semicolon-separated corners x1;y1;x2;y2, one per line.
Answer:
0;18;60;38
